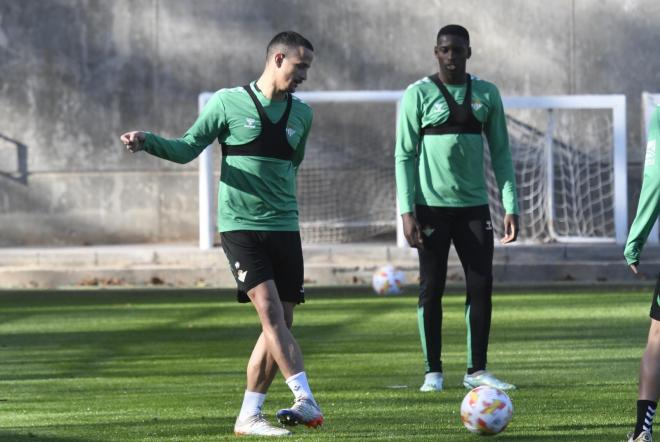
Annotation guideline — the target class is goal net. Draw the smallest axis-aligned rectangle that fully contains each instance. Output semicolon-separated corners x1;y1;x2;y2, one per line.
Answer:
197;91;627;247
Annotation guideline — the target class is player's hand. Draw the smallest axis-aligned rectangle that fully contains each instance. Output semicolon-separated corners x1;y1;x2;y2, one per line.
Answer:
500;214;519;244
402;213;424;249
629;263;639;274
120;131;146;153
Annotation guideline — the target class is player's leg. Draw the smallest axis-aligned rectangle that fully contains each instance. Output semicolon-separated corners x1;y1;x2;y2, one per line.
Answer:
238;279;325;434
246;304;295;394
235;302;303;436
248;281;304;378
452;206;514;391
416;205;452;392
221;231;302;377
222;231;292;436
274;307;323;428
262;231;323;428
628;278;660;442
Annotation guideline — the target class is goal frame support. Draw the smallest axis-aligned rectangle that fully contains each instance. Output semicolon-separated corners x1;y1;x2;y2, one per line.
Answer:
197;91;627;249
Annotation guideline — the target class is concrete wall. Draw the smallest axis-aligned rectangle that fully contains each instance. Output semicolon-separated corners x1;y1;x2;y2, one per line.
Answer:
1;0;659;246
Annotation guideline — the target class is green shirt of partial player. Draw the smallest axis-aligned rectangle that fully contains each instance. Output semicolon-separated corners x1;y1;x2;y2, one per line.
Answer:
141;82;313;232
624;106;660;265
395;75;519;215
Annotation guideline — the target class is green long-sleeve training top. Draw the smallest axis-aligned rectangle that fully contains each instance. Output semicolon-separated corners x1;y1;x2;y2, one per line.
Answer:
395;75;519;215
142;82;313;232
624;105;660;265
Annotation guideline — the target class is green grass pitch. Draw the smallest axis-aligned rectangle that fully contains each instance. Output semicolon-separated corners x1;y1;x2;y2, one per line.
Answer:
0;287;653;441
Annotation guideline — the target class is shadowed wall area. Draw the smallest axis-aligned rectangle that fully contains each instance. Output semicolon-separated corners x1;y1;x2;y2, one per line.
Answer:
1;0;659;246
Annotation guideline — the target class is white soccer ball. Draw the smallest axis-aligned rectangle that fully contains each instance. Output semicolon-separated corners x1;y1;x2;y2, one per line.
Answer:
460;386;513;435
371;265;405;295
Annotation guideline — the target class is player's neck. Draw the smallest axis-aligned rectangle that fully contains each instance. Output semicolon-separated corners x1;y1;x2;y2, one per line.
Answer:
438;69;466;85
255;76;286;101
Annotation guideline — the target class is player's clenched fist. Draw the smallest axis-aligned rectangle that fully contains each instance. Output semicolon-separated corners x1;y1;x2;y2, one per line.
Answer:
120;131;146;152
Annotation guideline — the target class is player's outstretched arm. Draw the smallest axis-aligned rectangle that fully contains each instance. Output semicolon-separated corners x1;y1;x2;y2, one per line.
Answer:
120;131;146;153
500;213;519;244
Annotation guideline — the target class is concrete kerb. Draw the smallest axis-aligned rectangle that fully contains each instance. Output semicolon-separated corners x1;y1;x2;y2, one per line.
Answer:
0;243;658;290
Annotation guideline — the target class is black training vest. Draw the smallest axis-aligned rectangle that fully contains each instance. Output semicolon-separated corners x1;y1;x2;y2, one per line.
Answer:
221;84;294;161
421;73;482;136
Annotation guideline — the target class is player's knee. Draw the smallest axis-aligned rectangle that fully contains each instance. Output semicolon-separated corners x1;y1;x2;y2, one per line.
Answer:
253;299;284;328
649;319;660;343
281;302;295;329
419;281;444;305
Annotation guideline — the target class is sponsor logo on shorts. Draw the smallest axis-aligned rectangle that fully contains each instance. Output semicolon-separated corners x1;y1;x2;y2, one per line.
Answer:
422;226;435;237
233;261;248;283
237;269;248;283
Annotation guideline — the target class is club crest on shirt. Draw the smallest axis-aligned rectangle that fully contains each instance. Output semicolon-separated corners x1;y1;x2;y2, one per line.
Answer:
432;102;445;113
286;127;296;138
472;98;483;111
645;140;656;167
244;118;257;129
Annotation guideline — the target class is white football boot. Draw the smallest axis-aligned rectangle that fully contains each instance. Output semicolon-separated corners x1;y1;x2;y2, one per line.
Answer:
276;397;324;428
463;370;516;391
627;431;652;442
234;414;291;437
420;372;444;392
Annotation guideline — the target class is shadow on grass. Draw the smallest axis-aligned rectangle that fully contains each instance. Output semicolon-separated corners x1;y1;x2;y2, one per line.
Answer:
0;290;398;382
0;431;85;441
0;416;233;441
0;290;648;383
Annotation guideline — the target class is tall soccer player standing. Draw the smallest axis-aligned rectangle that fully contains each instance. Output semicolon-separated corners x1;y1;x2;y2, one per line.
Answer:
120;31;322;437
623;105;660;442
395;24;519;393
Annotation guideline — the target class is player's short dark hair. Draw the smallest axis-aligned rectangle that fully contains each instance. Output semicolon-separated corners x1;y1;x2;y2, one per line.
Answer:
266;31;314;56
437;24;470;45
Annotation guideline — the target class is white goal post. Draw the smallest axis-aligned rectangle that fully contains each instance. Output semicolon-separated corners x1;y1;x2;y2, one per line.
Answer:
196;91;627;249
642;92;659;244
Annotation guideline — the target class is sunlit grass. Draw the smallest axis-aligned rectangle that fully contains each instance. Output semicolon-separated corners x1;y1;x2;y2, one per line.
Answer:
0;288;651;441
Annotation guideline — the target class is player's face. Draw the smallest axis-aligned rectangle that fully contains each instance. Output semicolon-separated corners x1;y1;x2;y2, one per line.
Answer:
275;46;314;93
434;35;471;77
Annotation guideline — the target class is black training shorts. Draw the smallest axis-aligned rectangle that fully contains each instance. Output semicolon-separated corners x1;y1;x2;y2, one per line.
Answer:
220;230;305;304
651;274;660;321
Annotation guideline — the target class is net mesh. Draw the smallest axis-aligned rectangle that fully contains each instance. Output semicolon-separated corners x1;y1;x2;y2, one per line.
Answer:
485;109;615;242
297;103;397;243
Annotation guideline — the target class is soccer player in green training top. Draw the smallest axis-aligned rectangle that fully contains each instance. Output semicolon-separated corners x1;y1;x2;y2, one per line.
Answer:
120;31;323;437
623;105;660;442
395;24;519;393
